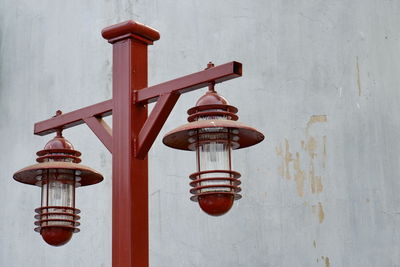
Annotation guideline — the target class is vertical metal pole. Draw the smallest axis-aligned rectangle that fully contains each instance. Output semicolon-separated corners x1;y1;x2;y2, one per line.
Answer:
112;38;148;267
103;21;160;267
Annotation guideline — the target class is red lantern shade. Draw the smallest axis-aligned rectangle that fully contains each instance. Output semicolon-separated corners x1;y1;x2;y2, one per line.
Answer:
163;84;264;216
13;130;103;246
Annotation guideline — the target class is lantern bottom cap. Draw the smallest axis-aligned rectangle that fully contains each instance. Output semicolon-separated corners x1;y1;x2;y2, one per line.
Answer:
40;226;74;246
198;193;235;216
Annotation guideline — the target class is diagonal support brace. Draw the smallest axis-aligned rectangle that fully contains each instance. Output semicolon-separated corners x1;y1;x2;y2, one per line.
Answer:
83;116;113;153
135;92;180;159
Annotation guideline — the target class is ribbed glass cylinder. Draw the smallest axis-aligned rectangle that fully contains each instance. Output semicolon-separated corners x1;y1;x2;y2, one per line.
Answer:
40;169;75;227
196;112;232;192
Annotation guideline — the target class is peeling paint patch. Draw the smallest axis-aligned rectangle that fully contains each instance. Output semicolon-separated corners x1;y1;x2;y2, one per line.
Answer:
306;136;317;159
306;115;327;131
312;202;325;223
276;115;327;196
310;163;323;194
284;139;293;179
294;152;305;197
322;256;331;267
318;203;325;223
276;116;328;226
356;56;362;96
276;139;294;180
325;257;331;267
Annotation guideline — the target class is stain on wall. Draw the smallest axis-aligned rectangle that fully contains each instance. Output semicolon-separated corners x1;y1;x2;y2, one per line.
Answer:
275;139;294;180
277;115;328;264
356;56;362;96
312;202;325;224
325;257;331;267
294;152;306;197
321;256;331;267
276;115;327;198
306;115;327;133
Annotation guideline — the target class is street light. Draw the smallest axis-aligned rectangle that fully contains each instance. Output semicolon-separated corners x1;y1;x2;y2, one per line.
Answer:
13;116;103;246
163;74;264;216
12;20;264;266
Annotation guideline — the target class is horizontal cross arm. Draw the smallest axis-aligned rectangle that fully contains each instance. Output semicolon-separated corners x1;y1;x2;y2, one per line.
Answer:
34;100;113;135
135;61;242;104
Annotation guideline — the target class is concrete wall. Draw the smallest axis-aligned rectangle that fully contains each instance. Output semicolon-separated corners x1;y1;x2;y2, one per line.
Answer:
1;0;400;266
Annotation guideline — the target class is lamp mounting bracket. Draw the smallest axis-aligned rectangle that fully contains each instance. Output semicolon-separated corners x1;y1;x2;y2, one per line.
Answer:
33;62;242;156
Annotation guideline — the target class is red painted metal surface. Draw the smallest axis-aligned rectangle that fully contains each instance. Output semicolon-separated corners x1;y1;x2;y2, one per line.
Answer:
13;133;103;187
13;132;103;247
102;20;160;45
136;92;180;159
83;116;112;152
163;119;264;150
163;87;264;216
25;19;248;266
103;22;154;266
40;227;74;246
34;100;113;136
135;61;242;104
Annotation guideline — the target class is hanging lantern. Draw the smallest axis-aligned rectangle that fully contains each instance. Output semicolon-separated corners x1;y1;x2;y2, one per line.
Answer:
163;82;264;216
13;130;103;246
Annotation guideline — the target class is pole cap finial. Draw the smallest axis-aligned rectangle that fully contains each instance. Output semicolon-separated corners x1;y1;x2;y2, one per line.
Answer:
102;20;160;44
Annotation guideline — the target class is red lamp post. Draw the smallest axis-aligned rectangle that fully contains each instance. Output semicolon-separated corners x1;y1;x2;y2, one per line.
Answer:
13;20;264;266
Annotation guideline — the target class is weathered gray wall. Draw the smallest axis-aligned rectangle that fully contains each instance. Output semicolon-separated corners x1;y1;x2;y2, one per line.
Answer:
1;0;400;266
